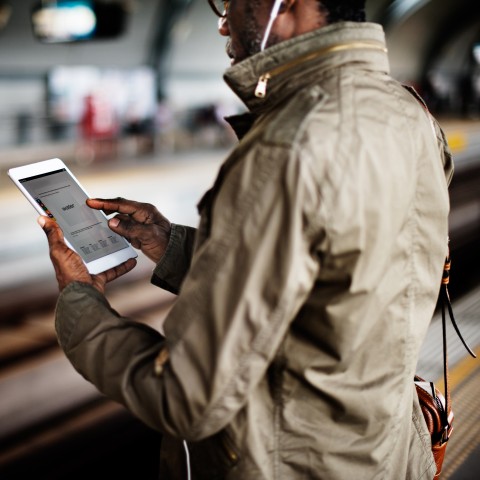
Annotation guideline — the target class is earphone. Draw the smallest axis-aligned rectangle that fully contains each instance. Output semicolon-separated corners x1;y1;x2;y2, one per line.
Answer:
260;0;285;51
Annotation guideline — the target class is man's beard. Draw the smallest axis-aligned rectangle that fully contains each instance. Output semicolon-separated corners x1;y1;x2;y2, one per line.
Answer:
242;12;282;58
242;13;263;57
227;1;284;63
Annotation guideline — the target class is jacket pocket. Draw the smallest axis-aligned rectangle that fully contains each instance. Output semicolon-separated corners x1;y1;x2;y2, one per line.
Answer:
407;393;437;479
188;428;240;479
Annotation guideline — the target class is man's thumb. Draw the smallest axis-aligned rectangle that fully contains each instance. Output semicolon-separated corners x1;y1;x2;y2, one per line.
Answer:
37;216;61;240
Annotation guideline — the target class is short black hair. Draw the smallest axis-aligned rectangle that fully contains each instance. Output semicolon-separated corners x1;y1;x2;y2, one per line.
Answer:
319;0;367;23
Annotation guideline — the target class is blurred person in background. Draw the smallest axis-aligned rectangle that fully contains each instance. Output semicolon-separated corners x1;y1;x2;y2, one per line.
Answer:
39;0;453;478
77;93;119;163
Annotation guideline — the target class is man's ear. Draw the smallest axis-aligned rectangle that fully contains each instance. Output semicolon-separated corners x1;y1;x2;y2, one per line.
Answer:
279;0;297;13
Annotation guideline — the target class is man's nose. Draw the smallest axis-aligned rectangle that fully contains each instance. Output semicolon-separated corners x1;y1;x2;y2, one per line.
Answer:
218;16;229;36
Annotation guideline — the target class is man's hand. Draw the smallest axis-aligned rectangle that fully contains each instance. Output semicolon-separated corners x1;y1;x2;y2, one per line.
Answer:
38;216;137;293
87;197;172;264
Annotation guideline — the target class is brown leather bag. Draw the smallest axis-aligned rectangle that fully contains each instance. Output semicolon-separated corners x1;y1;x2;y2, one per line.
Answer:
414;376;453;478
415;255;476;478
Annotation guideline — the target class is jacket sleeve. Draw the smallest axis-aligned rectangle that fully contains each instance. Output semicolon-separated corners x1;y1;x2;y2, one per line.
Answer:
55;142;323;441
151;223;197;294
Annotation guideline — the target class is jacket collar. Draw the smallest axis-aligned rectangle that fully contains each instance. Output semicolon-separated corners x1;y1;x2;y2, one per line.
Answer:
223;22;389;117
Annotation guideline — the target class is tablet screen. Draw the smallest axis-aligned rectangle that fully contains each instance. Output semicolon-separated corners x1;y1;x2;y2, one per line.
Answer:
19;168;129;263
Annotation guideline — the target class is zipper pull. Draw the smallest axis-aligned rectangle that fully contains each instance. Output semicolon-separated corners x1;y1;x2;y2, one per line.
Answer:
255;73;271;98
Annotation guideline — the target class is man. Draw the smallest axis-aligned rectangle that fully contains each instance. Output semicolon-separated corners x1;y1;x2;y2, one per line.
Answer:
39;0;453;478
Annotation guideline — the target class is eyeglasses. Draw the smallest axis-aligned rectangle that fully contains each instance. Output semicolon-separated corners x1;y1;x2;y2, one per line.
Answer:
207;0;229;18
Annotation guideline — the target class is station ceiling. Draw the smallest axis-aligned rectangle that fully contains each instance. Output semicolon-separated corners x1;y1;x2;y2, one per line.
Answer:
371;0;480;82
0;0;478;87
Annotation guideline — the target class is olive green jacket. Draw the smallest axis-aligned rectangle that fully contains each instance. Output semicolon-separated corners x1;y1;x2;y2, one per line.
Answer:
56;22;453;479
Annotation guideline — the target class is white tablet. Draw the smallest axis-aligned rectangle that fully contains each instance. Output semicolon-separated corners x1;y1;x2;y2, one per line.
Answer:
8;158;138;274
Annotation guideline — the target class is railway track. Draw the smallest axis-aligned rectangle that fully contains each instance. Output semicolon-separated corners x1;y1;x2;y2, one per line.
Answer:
0;273;175;480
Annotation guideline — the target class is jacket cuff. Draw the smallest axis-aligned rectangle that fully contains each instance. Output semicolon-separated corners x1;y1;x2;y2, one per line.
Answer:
55;281;114;350
151;223;196;295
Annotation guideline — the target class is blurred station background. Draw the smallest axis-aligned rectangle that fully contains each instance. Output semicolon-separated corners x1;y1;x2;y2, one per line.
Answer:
0;0;479;479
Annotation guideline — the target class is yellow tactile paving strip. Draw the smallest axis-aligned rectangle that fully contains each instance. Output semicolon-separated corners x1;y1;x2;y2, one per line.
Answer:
439;119;480;155
440;346;480;478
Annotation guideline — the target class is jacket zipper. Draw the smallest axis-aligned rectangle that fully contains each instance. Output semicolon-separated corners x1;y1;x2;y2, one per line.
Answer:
255;40;388;98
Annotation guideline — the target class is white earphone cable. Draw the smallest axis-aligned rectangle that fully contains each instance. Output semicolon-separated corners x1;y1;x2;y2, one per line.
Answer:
183;440;191;480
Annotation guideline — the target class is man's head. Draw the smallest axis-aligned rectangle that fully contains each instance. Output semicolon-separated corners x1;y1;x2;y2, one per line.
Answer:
213;0;367;65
